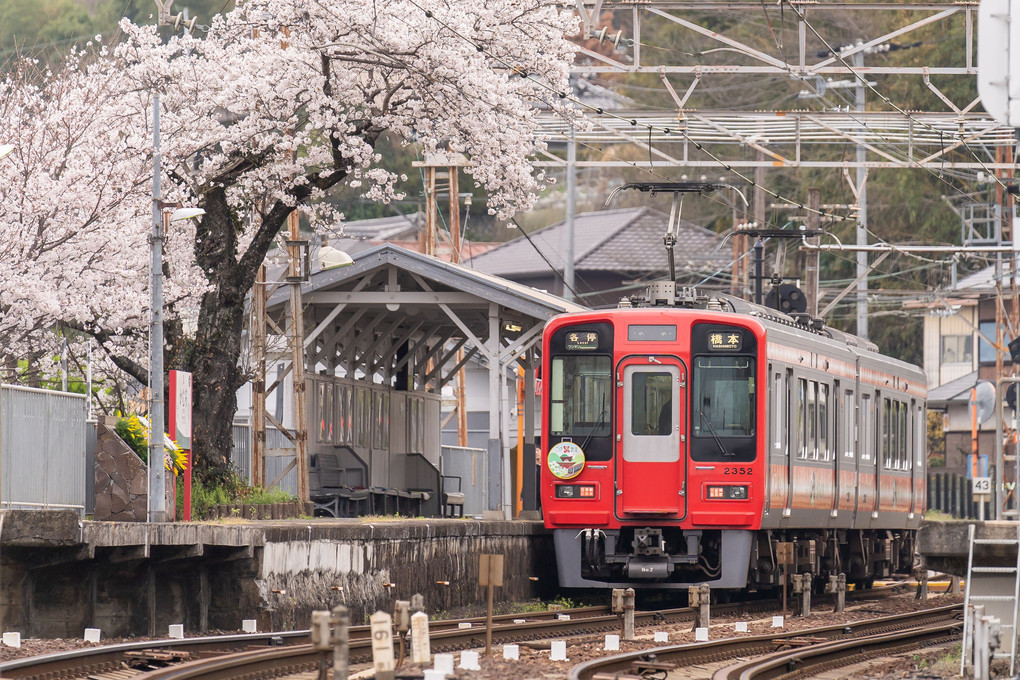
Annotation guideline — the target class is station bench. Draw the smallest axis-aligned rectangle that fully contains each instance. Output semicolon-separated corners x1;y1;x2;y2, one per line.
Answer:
309;452;432;518
442;475;466;518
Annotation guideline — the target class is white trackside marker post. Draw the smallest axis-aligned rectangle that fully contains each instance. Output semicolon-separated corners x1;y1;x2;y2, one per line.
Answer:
370;611;395;680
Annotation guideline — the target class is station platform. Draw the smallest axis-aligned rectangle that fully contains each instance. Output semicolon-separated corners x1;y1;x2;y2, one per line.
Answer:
917;519;1020;576
0;511;553;639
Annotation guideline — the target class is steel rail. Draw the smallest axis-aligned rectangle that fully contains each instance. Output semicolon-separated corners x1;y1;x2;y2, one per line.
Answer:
0;605;611;680
0;582;924;680
114;607;707;680
569;603;962;680
712;621;962;680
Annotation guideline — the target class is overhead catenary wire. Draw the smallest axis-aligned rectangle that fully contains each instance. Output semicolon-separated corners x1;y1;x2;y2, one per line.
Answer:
402;0;1007;302
402;0;856;227
782;0;1014;193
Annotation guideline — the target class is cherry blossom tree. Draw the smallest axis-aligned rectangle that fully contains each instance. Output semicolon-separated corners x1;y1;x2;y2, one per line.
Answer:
0;0;577;479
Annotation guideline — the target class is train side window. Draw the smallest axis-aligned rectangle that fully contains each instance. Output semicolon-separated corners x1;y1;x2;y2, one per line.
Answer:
773;371;783;452
808;381;818;460
860;393;872;461
882;398;891;469
916;404;925;467
843;389;855;458
819;383;829;462
797;378;807;459
899;401;908;470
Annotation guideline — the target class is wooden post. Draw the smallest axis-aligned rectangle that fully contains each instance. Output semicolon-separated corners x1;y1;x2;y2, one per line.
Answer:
623;588;636;641
251;265;267;487
287;211;308;501
422;168;437;256
479;554;504;656
776;542;794;620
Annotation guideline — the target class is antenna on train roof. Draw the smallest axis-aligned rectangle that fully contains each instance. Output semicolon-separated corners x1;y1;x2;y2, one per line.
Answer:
606;182;744;284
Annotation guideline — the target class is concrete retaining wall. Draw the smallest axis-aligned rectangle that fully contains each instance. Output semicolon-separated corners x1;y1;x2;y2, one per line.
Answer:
257;521;552;628
0;511;554;637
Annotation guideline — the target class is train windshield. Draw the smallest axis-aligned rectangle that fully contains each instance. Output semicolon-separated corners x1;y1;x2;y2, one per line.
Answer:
549;355;612;438
692;356;756;438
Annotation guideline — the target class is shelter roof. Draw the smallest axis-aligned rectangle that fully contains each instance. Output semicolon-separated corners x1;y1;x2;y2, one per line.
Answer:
927;370;979;409
267;243;588;321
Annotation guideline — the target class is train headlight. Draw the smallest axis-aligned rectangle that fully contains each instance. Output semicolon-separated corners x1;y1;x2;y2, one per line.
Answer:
706;485;749;500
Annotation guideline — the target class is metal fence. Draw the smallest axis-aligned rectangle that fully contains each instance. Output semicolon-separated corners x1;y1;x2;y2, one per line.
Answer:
441;445;487;517
0;385;87;514
231;424;298;495
927;471;991;520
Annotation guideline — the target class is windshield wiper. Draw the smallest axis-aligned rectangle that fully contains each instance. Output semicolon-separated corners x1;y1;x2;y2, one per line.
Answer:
699;410;733;457
580;395;607;451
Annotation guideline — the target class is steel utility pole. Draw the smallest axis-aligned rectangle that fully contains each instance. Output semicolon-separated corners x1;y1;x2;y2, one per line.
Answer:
855;49;869;340
564;130;576;301
149;94;166;523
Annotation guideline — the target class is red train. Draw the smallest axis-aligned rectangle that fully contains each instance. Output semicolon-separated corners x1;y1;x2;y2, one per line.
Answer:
540;283;926;591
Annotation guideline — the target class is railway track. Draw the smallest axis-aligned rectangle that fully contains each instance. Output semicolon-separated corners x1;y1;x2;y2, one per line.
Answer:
711;621;960;680
570;604;962;680
0;581;947;680
0;602;720;680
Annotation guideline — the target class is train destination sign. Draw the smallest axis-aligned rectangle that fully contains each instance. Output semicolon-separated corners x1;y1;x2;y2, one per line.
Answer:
707;331;742;351
565;331;599;351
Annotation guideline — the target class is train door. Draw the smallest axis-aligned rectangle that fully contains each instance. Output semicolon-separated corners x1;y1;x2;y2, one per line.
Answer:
615;356;687;518
785;369;796;517
830;380;840;518
855;391;878;524
765;364;786;516
918;399;926;515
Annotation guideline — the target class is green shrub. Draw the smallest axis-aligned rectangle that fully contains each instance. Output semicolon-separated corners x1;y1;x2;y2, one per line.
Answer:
114;416;148;463
190;469;296;518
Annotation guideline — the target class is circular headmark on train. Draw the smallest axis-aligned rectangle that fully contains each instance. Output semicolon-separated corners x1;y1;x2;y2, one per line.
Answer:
547;441;585;480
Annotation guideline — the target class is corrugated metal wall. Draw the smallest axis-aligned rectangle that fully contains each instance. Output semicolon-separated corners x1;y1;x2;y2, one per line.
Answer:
0;385;86;514
231;424;298;495
441;445;487;517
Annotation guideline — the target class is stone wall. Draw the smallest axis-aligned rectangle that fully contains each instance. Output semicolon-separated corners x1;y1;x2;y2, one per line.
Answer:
93;419;147;521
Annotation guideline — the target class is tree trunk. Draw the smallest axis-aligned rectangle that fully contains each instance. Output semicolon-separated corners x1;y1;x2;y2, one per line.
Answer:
181;186;261;481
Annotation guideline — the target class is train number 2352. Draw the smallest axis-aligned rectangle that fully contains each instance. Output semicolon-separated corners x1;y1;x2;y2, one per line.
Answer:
723;467;751;475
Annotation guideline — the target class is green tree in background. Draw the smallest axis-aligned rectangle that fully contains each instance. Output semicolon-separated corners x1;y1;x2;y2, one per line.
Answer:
0;0;234;64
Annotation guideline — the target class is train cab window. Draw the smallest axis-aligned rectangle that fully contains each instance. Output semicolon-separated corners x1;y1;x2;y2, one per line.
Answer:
690;355;756;462
693;356;755;437
549;355;612;438
631;372;674;436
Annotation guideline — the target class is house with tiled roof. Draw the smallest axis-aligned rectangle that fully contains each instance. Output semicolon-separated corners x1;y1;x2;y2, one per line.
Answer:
909;263;1016;474
463;207;729;308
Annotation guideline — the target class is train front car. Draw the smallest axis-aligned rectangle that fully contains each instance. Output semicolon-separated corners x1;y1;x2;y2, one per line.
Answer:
541;307;767;589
